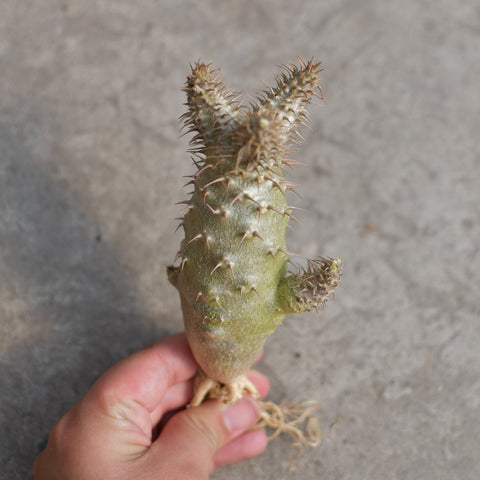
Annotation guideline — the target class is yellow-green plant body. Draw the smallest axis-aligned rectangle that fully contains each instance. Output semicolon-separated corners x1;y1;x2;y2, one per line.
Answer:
168;59;341;403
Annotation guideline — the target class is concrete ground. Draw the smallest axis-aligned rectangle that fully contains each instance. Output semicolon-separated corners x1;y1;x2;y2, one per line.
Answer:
1;1;479;479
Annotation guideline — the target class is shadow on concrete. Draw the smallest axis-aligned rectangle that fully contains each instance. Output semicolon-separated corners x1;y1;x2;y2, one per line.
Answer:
0;104;172;479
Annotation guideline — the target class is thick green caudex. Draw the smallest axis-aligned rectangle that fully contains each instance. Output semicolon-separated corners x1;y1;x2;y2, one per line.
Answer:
168;59;341;405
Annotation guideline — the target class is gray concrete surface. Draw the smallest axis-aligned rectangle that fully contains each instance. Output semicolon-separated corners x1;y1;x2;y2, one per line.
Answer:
1;1;479;479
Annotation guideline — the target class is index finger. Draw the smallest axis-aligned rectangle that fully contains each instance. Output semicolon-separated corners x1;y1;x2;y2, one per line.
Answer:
86;332;198;415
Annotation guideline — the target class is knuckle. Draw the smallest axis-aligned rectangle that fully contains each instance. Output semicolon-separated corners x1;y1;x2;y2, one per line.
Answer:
48;413;70;451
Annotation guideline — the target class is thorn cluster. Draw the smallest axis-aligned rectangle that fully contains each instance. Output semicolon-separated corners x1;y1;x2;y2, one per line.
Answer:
292;258;342;311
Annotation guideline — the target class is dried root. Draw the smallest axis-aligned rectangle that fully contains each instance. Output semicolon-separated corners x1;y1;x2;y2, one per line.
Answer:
256;400;324;480
257;400;322;448
189;370;324;478
190;371;322;450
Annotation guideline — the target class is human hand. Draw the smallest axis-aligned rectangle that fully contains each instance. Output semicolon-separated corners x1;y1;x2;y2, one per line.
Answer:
33;332;269;479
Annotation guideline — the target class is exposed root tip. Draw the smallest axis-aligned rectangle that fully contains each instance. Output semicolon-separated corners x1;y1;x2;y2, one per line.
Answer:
189;370;260;406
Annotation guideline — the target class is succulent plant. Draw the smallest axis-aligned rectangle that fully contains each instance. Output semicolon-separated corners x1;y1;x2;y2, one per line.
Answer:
168;58;341;405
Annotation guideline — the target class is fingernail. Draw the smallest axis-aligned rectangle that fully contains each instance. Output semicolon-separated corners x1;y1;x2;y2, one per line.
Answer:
223;398;259;434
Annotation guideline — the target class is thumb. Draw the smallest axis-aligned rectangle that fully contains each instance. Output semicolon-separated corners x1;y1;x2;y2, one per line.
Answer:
149;398;260;478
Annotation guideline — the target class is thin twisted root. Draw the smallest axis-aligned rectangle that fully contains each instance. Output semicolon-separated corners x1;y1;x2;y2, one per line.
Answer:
256;400;323;480
256;400;322;448
189;370;325;479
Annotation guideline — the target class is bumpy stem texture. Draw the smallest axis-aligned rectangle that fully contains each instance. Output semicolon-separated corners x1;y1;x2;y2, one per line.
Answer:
168;59;341;399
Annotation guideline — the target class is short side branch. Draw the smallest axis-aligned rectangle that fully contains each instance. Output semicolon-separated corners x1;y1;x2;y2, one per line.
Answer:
277;257;342;314
254;58;323;143
181;62;241;152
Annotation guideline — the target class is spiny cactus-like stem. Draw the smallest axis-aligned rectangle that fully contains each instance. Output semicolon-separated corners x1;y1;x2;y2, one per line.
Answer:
181;62;240;157
254;58;324;142
169;59;341;404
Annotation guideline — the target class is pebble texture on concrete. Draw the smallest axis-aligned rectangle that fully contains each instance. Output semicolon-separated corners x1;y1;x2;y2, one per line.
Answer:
1;1;479;479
